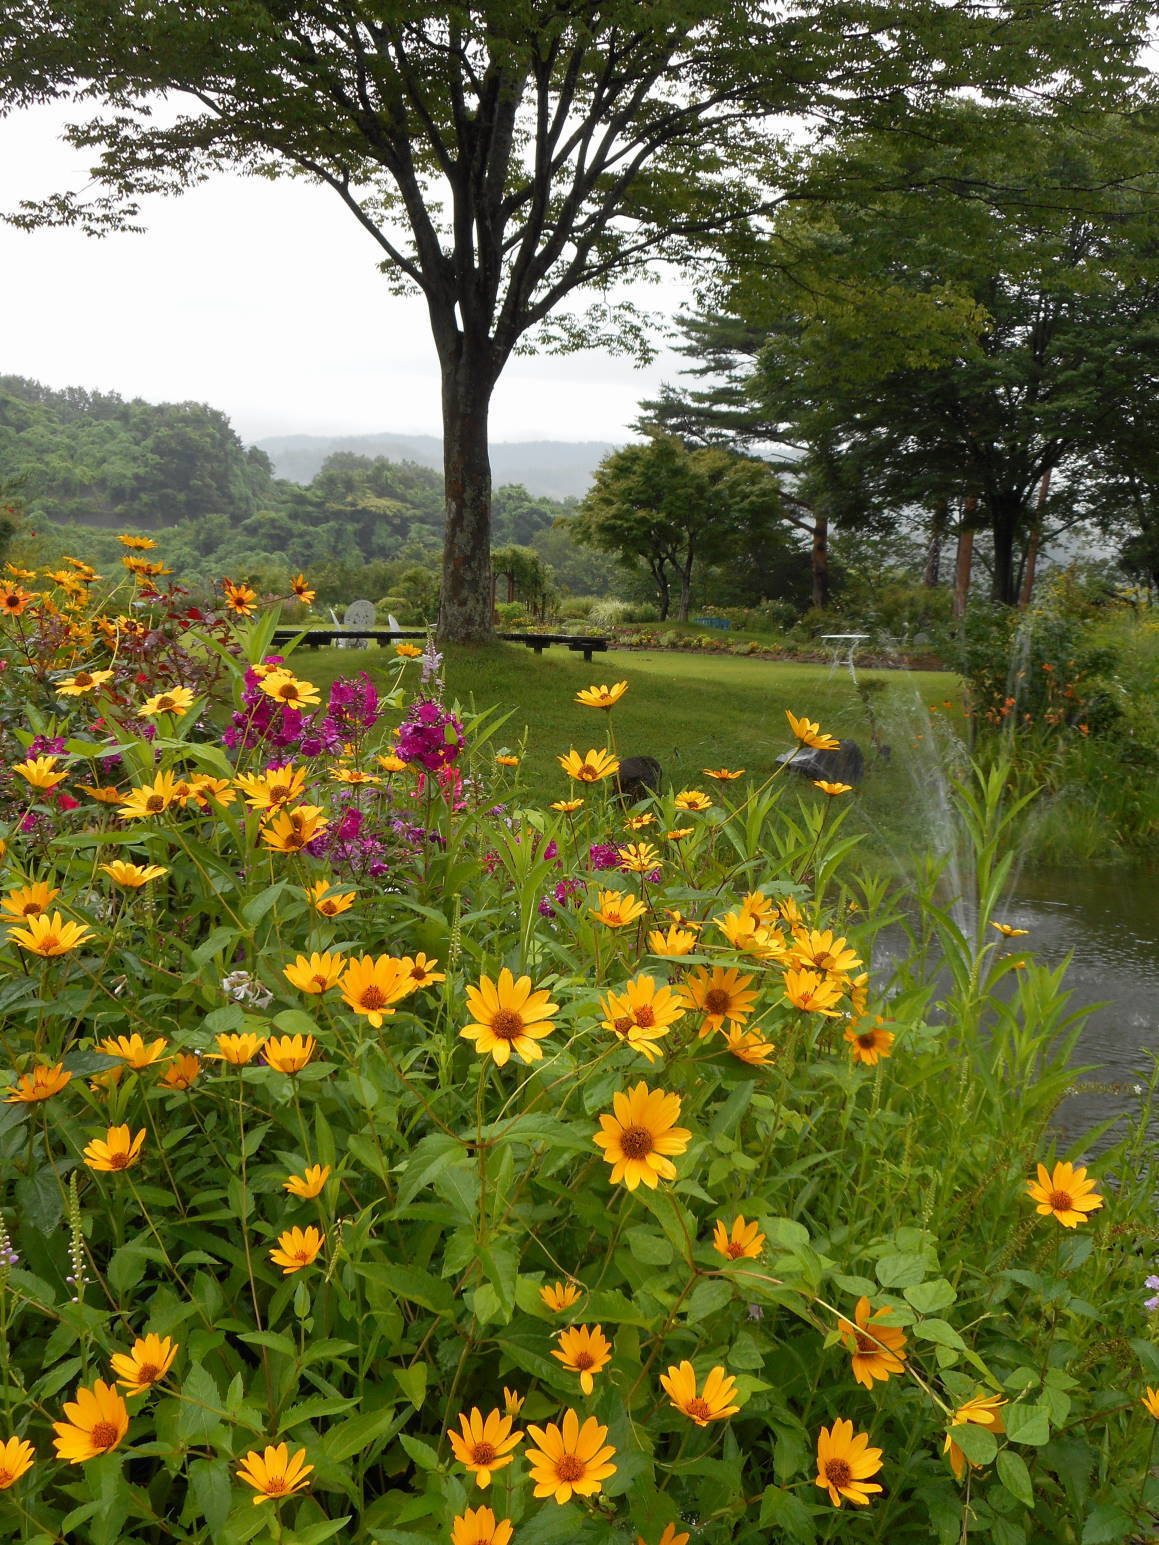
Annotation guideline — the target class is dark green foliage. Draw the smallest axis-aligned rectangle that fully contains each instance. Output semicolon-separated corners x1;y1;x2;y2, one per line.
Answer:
0;375;279;525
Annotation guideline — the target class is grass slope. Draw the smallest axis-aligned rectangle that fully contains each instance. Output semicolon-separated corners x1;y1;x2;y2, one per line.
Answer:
297;641;962;859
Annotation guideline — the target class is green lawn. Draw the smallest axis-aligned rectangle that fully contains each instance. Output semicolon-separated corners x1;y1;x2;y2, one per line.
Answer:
291;640;963;861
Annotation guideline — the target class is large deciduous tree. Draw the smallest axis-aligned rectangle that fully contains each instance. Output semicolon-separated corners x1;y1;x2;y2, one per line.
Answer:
730;106;1159;603
572;433;784;620
0;4;1150;637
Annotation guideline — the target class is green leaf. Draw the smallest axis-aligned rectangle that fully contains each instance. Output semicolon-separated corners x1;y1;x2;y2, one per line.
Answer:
685;1277;734;1324
916;1318;966;1350
178;1363;223;1443
949;1421;997;1466
905;1278;957;1314
623;1225;673;1266
758;1485;816;1539
189;1458;233;1533
16;1167;63;1235
363;1264;453;1315
393;1132;464;1210
393;1364;428;1410
1080;1503;1134;1544
997;1449;1034;1508
398;1433;440;1471
272;1008;321;1037
107;1244;156;1293
1004;1403;1050;1445
285;1521;354;1545
875;1251;930;1289
321;1404;400;1465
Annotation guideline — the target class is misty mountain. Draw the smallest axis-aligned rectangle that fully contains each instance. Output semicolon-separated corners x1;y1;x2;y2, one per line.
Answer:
258;432;617;500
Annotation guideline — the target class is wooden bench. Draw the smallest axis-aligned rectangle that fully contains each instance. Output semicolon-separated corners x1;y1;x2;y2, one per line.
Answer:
269;628;609;664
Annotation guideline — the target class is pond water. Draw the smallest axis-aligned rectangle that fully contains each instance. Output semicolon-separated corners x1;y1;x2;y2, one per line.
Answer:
1000;864;1159;1146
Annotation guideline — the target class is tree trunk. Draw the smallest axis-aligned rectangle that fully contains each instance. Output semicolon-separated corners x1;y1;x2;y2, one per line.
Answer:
1018;470;1050;607
989;490;1025;605
923;498;949;587
437;353;497;644
678;544;695;622
811;515;829;609
650;558;670;620
953;499;976;618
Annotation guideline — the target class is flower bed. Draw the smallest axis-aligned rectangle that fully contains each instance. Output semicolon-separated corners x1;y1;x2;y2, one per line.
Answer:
0;551;1154;1542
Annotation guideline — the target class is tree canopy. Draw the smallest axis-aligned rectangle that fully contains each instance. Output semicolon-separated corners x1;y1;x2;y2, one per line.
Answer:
573;433;786;620
2;1;1151;638
712;104;1159;602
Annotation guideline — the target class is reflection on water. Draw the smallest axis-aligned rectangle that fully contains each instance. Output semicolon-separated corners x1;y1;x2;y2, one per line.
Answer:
999;865;1159;1146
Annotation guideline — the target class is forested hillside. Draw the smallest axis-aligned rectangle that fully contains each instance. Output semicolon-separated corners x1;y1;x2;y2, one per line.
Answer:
0;375;279;525
0;374;608;599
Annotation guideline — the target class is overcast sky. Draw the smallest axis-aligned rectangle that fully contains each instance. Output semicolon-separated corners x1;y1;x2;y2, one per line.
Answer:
0;102;690;447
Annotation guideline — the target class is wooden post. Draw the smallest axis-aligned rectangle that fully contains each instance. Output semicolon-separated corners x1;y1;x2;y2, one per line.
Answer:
953;496;977;619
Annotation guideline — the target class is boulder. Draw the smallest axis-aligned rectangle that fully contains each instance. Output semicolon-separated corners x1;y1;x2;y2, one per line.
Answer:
616;755;662;802
776;738;864;785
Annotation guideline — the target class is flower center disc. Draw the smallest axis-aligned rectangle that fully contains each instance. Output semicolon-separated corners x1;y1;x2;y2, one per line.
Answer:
634;1005;656;1027
555;1454;585;1482
703;989;730;1014
136;1363;161;1384
491;1009;523;1040
109;1153;131;1170
825;1458;853;1488
574;1351;594;1369
265;1476;288;1494
90;1421;119;1450
686;1397;712;1421
360;986;387;1010
471;1442;497;1466
145;796;165;812
1049;1190;1073;1211
619;1124;654;1160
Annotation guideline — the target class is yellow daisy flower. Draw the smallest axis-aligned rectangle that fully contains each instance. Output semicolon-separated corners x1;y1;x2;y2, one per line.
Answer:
713;1215;765;1261
100;861;168;887
82;1125;145;1173
574;681;628;709
540;1281;583;1312
682;965;757;1038
557;748;620;783
236;1442;313;1504
524;1409;616;1504
138;686;196;717
1026;1161;1104;1228
593;1082;691;1190
944;1394;1006;1479
552;1325;613;1395
284;1164;330;1199
98;1034;169;1070
263;1035;316;1074
52;1380;129;1463
838;1298;908;1388
4;1062;72;1103
12;755;67;790
339;954;416;1028
269;1225;324;1274
786;710;839;750
590;889;648;929
660;1362;740;1425
109;1334;179;1395
461;968;559;1066
447;1408;523;1488
283;951;347;994
814;1418;883;1507
260;805;329;853
0;1435;35;1489
9;912;94;956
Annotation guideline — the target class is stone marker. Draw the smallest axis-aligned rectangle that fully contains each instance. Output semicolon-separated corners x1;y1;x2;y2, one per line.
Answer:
776;738;865;785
